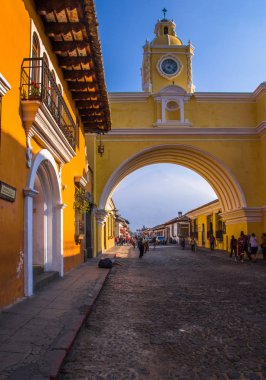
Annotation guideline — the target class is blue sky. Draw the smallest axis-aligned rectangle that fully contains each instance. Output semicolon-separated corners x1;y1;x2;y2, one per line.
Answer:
95;0;266;232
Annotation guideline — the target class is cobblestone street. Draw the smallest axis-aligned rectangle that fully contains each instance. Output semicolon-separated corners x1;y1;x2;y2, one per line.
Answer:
59;246;266;380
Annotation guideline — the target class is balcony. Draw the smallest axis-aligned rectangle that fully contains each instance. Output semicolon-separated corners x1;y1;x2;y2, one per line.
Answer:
20;58;77;164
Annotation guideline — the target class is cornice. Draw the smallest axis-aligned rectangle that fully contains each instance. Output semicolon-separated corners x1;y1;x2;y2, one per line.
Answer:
109;92;151;103
109;84;266;104
0;73;11;97
194;83;266;103
253;82;266;98
194;92;254;103
221;207;264;224
104;123;266;137
186;200;221;218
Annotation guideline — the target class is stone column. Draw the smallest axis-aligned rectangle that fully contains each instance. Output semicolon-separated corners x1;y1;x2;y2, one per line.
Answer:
57;203;67;276
94;209;108;255
23;187;39;297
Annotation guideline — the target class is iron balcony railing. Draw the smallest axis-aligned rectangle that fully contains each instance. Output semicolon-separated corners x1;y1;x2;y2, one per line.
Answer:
20;58;76;149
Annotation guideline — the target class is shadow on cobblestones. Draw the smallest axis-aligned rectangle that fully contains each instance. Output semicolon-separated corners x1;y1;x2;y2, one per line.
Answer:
59;247;266;380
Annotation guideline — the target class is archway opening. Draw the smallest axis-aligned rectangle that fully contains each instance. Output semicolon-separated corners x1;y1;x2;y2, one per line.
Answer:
97;144;246;254
111;163;217;233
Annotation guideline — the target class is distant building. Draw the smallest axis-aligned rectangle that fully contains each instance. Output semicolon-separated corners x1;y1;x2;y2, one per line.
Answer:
115;215;131;241
186;199;227;250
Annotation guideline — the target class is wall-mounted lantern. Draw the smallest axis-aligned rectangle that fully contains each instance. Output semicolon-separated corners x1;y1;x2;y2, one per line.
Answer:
97;134;104;157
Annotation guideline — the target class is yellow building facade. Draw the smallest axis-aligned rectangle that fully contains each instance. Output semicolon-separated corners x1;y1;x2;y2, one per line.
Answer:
0;0;110;308
90;17;266;255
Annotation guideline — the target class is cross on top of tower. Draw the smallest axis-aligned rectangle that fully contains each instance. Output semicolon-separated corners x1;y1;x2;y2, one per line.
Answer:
162;8;167;19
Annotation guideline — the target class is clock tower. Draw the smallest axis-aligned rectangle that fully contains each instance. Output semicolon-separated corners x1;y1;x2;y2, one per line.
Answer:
141;14;195;94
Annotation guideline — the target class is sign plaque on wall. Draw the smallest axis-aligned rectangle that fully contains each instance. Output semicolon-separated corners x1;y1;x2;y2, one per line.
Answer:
0;181;16;202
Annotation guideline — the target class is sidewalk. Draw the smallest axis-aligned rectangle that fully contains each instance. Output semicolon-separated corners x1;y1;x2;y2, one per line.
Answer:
0;256;113;380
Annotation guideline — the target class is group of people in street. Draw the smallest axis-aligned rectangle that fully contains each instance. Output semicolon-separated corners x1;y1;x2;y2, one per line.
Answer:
230;231;266;263
132;231;266;262
180;236;196;251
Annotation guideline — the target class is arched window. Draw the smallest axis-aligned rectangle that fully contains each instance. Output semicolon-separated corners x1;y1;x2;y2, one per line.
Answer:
164;26;168;35
32;33;40;59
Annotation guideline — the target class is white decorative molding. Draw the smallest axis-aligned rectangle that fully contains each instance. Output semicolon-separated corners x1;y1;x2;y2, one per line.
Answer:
153;85;190;124
21;100;76;165
253;82;266;99
23;187;39;198
221;207;264;225
74;176;87;188
153;121;192;128
142;44;152;92
94;209;108;225
0;73;11;96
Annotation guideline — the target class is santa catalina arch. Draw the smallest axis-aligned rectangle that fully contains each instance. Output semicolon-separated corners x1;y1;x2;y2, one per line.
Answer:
90;17;266;255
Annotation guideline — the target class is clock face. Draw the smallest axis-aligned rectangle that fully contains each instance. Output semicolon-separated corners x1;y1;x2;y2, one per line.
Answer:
161;58;178;75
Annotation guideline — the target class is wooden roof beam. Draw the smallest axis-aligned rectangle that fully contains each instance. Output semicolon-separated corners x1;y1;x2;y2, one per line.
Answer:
36;0;81;14
68;81;96;91
76;100;100;108
52;40;89;53
58;56;92;67
45;22;85;36
72;92;99;100
63;69;93;80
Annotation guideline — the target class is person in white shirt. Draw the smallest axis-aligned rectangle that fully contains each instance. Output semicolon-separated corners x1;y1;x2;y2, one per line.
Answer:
249;233;258;262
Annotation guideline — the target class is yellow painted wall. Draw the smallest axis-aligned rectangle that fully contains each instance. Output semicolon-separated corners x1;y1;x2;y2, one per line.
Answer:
90;90;266;255
0;0;32;308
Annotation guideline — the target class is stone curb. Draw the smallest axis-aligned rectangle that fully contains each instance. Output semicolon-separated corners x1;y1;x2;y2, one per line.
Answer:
44;268;111;380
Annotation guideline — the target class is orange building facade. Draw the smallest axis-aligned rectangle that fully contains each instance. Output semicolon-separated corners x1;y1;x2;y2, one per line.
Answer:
0;0;110;308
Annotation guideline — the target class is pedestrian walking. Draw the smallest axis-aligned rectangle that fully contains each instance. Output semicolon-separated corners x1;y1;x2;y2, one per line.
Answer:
143;237;149;253
137;237;144;258
237;231;248;263
249;233;258;262
230;235;238;261
209;234;216;251
131;237;136;249
190;237;196;252
151;236;157;250
180;237;185;250
261;233;266;260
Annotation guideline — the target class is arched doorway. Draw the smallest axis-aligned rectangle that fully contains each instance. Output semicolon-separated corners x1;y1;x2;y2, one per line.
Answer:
24;149;63;296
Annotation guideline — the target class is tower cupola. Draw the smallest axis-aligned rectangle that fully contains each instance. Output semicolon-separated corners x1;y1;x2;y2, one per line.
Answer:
152;18;183;46
141;9;195;93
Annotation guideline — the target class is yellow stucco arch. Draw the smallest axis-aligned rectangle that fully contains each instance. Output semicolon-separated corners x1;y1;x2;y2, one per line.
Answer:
99;144;246;213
